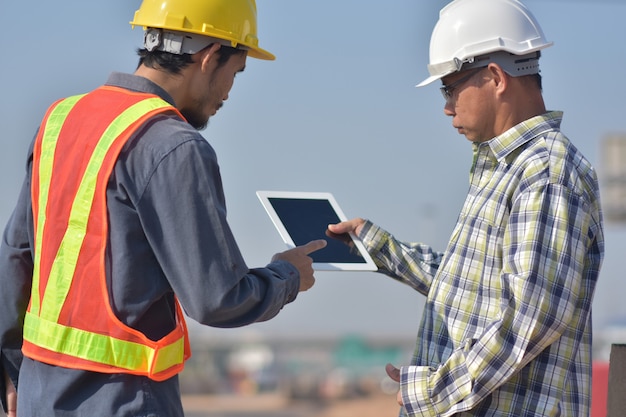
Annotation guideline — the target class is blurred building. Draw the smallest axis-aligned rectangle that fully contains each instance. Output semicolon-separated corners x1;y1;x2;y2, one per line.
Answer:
179;333;413;401
599;134;626;224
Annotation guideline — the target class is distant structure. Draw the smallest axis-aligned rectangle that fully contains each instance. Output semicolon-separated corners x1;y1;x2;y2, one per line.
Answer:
599;134;626;224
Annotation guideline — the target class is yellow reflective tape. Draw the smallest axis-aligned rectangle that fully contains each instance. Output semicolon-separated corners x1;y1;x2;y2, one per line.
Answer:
153;336;185;374
39;97;173;322
23;312;184;374
23;311;151;371
31;94;87;316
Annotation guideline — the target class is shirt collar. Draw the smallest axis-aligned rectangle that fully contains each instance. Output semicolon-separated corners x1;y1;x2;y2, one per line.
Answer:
105;72;176;107
480;111;564;162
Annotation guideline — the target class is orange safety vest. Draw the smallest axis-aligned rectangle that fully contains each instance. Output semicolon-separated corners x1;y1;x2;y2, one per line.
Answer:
22;86;191;381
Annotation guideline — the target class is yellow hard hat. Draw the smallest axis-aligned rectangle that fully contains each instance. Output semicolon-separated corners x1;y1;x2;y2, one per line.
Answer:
130;0;275;60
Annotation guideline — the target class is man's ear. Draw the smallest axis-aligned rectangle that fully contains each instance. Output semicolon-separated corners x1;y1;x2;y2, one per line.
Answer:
487;62;508;95
199;43;222;72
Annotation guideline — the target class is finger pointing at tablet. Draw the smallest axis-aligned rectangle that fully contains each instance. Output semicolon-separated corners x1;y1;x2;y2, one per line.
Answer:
300;239;328;255
271;239;327;292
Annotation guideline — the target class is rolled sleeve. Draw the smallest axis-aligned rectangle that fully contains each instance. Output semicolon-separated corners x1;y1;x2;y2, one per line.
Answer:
401;347;473;416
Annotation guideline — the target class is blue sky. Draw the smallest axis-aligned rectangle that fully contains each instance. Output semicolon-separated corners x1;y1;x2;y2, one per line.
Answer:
1;1;625;340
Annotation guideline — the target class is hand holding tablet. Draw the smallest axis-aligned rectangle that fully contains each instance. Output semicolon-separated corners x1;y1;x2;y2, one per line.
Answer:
257;191;377;271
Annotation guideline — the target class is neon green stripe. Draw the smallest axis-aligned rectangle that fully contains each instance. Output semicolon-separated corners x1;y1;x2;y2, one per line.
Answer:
23;312;185;373
31;94;86;316
153;336;186;374
39;97;172;322
23;312;154;371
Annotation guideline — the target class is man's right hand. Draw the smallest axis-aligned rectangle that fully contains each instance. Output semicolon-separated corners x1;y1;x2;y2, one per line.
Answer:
4;370;16;417
271;239;327;292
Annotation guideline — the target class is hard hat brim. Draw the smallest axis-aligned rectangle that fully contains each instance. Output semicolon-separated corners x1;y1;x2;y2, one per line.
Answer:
245;46;275;61
416;74;445;88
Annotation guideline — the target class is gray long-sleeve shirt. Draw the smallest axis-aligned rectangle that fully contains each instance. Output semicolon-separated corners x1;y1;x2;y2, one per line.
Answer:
0;72;300;416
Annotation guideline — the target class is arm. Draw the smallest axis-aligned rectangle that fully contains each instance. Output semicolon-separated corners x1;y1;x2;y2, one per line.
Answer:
0;155;36;416
329;219;444;296
399;183;596;416
137;137;322;326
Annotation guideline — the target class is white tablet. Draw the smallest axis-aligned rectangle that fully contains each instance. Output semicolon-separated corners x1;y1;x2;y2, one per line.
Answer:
256;191;377;271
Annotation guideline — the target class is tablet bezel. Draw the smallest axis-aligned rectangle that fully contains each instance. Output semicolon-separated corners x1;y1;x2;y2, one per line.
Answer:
256;191;377;271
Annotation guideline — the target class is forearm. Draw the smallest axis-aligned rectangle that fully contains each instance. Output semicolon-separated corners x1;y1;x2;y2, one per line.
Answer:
399;286;580;416
0;179;34;413
184;260;300;328
0;231;32;383
359;220;443;296
400;345;473;416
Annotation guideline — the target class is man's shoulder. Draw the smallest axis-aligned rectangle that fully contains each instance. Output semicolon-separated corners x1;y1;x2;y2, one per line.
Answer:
114;115;216;193
133;115;212;159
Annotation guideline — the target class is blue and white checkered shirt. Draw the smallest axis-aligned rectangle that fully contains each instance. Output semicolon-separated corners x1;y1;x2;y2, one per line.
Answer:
360;112;604;416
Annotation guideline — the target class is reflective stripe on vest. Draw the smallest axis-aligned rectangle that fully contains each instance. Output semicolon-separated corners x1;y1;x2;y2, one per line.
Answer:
23;87;191;381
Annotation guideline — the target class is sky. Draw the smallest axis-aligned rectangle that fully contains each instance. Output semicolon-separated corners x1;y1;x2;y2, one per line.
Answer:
1;0;625;342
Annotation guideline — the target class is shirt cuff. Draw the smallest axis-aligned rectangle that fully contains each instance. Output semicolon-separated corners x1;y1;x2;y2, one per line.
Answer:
400;349;473;416
358;220;388;252
267;260;300;304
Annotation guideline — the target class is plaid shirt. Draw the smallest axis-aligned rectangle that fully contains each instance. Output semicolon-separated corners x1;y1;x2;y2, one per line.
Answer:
360;112;604;416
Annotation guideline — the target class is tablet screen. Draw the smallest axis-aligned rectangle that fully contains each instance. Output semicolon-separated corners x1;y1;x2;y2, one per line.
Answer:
257;191;377;271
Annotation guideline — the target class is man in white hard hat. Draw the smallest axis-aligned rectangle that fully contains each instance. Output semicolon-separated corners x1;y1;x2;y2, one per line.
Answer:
0;1;326;416
329;0;604;415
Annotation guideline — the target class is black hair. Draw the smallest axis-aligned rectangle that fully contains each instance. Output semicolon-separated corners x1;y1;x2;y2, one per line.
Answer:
531;73;543;91
136;44;245;74
520;73;543;92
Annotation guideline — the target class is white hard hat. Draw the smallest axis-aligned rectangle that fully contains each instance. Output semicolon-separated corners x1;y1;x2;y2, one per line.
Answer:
417;0;553;87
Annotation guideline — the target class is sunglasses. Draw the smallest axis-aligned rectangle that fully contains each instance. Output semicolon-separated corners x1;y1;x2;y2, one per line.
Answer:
440;68;484;101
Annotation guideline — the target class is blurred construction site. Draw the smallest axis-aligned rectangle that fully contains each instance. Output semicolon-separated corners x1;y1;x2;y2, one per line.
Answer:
178;329;618;417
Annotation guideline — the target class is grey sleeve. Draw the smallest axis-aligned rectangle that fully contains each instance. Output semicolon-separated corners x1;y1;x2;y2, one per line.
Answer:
136;137;300;327
0;157;35;407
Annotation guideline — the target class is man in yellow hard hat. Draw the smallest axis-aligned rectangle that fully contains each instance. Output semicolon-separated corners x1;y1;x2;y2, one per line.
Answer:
0;1;325;416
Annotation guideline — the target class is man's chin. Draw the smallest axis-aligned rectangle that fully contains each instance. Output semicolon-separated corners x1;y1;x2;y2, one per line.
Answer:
181;111;209;131
194;121;209;131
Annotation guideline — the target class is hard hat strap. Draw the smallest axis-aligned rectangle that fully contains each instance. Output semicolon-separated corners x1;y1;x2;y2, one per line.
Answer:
462;51;542;77
144;28;247;55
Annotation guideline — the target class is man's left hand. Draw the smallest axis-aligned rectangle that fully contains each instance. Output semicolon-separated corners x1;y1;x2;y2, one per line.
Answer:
385;363;403;406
